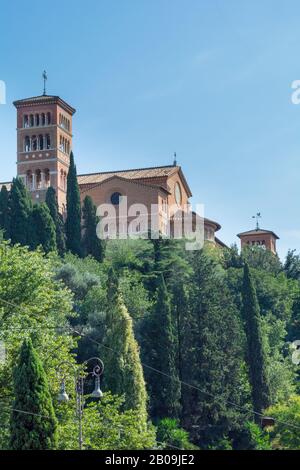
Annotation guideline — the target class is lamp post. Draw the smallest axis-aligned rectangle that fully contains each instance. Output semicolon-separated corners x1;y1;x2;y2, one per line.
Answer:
57;357;104;450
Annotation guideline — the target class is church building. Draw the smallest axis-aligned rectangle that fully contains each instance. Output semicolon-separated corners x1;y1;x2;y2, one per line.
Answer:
0;88;279;253
0;91;225;246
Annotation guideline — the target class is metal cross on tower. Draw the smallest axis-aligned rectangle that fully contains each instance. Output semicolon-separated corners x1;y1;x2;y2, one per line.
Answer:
42;70;47;96
252;212;261;230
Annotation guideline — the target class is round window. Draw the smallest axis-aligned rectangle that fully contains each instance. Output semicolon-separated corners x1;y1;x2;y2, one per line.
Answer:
174;183;182;205
111;192;122;205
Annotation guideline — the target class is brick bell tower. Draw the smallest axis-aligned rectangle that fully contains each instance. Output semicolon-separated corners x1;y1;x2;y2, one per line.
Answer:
13;75;76;214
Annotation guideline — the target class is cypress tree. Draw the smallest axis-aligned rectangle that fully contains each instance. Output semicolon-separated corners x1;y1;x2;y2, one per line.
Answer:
82;195;105;262
9;177;32;246
30;203;57;253
143;274;181;420
65;151;81;256
45;187;66;256
10;338;58;450
0;185;11;239
181;249;244;448
103;270;148;420
242;262;271;416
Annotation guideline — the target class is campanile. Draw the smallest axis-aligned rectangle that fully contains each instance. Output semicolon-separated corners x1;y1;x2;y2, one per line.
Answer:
13;92;76;213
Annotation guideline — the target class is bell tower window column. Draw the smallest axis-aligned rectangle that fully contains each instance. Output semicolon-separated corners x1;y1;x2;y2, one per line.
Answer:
32;172;36;190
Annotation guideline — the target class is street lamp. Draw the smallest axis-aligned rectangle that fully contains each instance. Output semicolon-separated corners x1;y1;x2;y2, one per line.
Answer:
57;357;104;450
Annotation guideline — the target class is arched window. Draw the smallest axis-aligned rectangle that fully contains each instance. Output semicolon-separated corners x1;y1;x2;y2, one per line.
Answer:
111;192;122;205
30;114;34;127
46;134;51;149
23;115;29;128
24;136;30;152
35;114;40;126
47;112;51;125
35;170;41;189
38;135;44;150
44;169;50;188
32;135;37;151
60;169;64;188
41;113;46;126
26;170;33;190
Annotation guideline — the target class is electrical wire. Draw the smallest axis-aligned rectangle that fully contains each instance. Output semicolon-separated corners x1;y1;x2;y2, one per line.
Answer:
1;294;300;432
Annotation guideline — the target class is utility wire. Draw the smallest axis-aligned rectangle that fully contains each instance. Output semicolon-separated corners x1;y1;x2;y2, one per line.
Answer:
71;327;300;432
1;295;300;432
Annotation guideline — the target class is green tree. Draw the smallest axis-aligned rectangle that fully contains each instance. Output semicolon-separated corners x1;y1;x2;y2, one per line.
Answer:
182;248;244;448
0;185;11;239
0;242;76;449
157;418;198;450
30;203;57;253
46;187;66;256
82;195;105;262
66;152;81;256
143;274;181;420
102;270;148;423
265;395;300;449
57;393;156;450
9;177;32;246
242;262;271;417
10;338;58;450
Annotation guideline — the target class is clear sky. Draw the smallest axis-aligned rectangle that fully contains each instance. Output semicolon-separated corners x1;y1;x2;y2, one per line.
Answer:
1;0;300;259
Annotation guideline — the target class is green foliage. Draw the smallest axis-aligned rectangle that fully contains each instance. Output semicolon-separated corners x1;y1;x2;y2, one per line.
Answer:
57;393;156;450
66;152;81;256
242;245;282;274
242;263;271;416
0;242;76;449
82;195;105;262
46;187;66;255
102;273;148;423
142;274;181;420
9;177;32;246
182;248;245;448
10;338;58;450
266;396;300;449
284;249;300;280
156;418;198;450
0;185;11;239
30;203;57;253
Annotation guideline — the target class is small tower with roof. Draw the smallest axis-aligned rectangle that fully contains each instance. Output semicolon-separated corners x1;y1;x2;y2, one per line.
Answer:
237;212;279;255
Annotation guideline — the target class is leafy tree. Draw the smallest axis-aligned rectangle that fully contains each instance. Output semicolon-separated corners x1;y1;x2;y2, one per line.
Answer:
10;338;58;450
0;242;76;449
46;187;66;256
242;245;282;274
182;248;244;448
57;393;156;450
157;418;198;450
82;195;105;262
266;395;300;449
30;203;57;253
66;152;81;256
242;262;271;417
232;421;271;450
0;185;10;239
284;249;300;280
143;274;181;420
102;270;148;423
9;177;32;246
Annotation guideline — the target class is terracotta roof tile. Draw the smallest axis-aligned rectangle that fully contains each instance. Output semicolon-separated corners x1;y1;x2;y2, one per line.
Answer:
78;165;178;185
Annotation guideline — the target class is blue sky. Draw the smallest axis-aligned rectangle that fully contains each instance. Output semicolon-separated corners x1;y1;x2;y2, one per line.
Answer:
1;0;300;258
